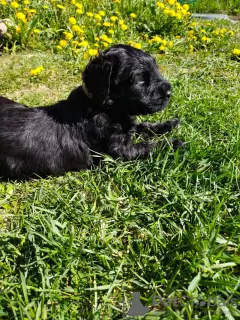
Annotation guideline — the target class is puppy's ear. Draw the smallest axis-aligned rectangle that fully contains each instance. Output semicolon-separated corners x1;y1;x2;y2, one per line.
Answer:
82;54;113;106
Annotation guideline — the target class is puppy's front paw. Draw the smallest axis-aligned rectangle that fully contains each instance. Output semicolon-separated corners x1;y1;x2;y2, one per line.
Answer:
165;118;181;130
172;139;184;151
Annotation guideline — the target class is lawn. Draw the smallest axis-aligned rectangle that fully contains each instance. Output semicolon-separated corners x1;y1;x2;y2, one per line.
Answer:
0;1;240;319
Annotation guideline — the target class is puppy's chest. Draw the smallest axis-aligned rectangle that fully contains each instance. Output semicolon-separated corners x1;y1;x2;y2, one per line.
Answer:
92;114;134;136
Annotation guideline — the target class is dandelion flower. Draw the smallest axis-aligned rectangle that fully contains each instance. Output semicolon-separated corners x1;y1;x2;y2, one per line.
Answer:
159;45;166;52
79;40;89;47
86;12;93;17
56;4;65;10
156;2;164;9
102;42;109;47
100;34;108;41
108;29;114;35
103;21;111;27
99;11;105;16
59;39;68;47
75;2;82;9
16;12;27;23
10;1;19;9
182;4;190;11
65;32;73;40
134;43;141;49
106;38;113;44
88;49;98;56
232;48;240;56
130;13;136;18
29;66;44;77
121;24;128;31
95;14;102;21
16;26;21;33
69;17;77;25
110;16;118;22
76;9;83;14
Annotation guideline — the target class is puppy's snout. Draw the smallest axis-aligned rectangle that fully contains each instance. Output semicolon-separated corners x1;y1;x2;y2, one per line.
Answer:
161;81;171;92
165;90;171;98
158;81;171;98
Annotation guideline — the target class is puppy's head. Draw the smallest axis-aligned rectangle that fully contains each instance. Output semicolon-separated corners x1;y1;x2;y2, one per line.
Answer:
82;44;171;115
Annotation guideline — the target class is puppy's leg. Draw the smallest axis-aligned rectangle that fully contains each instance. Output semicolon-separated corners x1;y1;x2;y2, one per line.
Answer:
108;134;157;160
136;119;180;138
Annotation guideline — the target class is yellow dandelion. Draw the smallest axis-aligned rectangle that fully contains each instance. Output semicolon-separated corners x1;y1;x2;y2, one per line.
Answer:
71;0;76;4
95;36;100;41
121;24;128;31
106;38;113;44
16;12;27;23
69;17;77;25
100;34;108;41
88;48;98;56
59;39;68;47
56;5;65;10
182;4;190;11
79;40;89;47
161;39;167;46
134;43;141;49
95;14;102;21
108;29;114;35
232;48;240;56
103;21;111;27
99;11;105;16
33;29;41;34
0;0;7;5
83;52;89;59
189;44;194;52
130;13;136;18
110;16;118;22
75;2;82;9
65;32;73;40
86;12;93;17
16;26;21;33
102;42;109;47
163;9;170;15
175;13;182;19
10;1;19;9
76;9;83;14
30;69;38;77
156;2;164;9
159;45;166;51
93;43;99;47
228;30;234;36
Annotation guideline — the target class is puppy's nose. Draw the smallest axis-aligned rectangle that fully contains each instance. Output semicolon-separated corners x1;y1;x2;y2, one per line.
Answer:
161;81;171;92
165;90;171;98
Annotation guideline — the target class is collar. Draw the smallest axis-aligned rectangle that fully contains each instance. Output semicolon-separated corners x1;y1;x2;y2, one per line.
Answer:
82;82;93;100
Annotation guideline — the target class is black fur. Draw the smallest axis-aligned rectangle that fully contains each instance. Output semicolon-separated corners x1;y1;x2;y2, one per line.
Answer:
0;44;183;180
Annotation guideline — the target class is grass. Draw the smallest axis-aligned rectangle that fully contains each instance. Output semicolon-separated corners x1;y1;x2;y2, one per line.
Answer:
1;14;240;320
190;0;240;15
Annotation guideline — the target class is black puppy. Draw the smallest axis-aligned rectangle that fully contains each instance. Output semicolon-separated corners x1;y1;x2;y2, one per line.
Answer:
0;44;182;180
